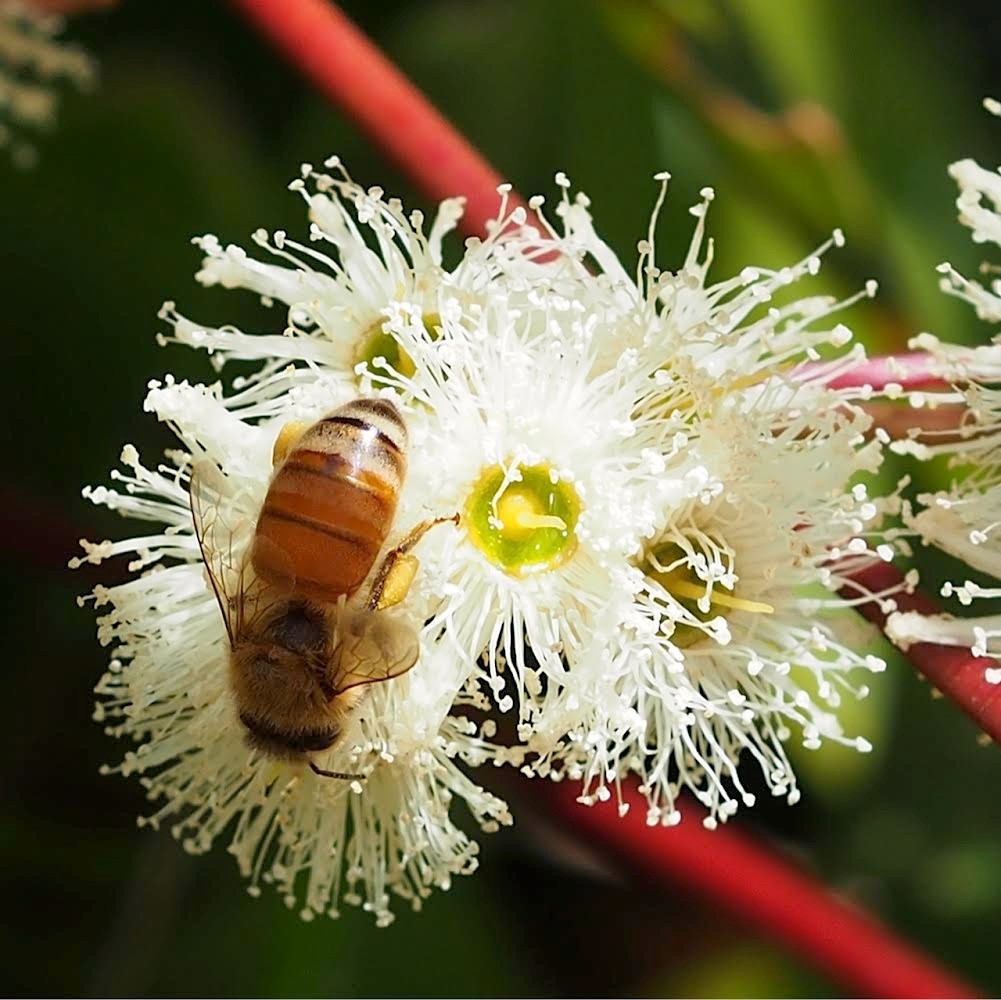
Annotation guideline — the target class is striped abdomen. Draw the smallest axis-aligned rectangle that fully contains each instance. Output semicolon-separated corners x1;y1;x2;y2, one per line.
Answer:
252;397;407;605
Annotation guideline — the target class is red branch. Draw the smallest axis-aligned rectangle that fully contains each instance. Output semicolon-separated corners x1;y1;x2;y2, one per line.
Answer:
214;2;985;994
536;778;980;999
801;350;946;391
227;0;531;238
846;562;1001;744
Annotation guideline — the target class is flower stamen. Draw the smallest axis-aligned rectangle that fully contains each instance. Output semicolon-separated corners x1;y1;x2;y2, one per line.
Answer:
661;574;775;615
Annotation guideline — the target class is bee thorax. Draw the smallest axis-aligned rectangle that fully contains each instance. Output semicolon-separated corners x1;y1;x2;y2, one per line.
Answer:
262;601;328;652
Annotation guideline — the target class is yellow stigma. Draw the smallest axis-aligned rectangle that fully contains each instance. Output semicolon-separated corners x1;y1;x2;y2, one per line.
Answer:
495;491;568;539
355;312;441;386
649;360;795;421
466;464;580;576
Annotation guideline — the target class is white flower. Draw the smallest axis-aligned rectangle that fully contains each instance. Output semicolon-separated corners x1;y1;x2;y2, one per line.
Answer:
161;157;509;384
378;290;671;730
887;99;1001;668
180;164;899;826
82;159;902;919
77;377;511;926
481;176;898;823
0;0;93;165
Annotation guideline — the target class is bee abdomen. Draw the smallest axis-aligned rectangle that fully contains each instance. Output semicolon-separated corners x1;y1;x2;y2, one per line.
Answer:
252;398;408;604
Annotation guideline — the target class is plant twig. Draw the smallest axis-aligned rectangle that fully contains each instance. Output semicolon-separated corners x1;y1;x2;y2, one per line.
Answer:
845;562;1001;745
802;350;945;391
227;0;532;237
533;776;981;999
204;3;988;992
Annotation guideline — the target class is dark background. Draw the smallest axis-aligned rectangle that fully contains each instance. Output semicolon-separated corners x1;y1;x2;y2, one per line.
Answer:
3;0;1001;995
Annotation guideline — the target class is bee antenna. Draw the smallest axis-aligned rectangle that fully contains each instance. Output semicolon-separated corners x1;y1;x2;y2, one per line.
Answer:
310;761;364;781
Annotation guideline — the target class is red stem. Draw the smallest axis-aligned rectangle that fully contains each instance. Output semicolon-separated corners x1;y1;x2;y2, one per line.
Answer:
802;350;946;391
227;0;532;238
845;562;1001;744
536;778;980;999
217;2;985;993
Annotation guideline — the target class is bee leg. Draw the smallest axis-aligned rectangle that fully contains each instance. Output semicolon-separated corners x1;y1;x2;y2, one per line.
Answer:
367;514;460;611
375;554;420;611
309;761;364;781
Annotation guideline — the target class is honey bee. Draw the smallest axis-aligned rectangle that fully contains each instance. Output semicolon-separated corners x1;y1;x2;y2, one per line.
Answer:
190;397;455;780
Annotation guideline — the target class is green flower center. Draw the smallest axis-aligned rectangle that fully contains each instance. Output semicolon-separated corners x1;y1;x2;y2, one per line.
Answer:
355;312;441;385
465;464;580;576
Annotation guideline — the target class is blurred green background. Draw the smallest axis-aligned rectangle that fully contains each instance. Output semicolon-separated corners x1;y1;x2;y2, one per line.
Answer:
3;0;1001;995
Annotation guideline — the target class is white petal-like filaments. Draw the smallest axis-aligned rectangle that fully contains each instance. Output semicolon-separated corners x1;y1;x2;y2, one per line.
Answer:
82;377;512;925
82;159;903;922
890;102;1001;668
481;175;899;823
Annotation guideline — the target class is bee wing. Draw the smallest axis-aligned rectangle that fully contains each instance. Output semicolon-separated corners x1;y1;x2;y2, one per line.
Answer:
328;609;420;694
189;461;258;643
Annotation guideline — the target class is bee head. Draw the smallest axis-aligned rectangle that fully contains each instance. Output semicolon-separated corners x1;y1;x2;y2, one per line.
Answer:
229;602;338;761
238;711;339;759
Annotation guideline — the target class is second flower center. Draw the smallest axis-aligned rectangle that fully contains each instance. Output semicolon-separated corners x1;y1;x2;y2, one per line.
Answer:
354;312;441;385
644;539;774;645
